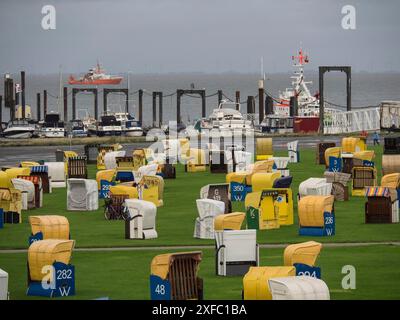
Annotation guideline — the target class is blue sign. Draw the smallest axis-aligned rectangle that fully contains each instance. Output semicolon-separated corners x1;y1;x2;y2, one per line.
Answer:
28;232;43;246
99;180;115;199
230;182;252;202
27;262;75;298
150;275;171;300
294;263;321;279
0;209;3;229
363;160;375;167
329;157;342;172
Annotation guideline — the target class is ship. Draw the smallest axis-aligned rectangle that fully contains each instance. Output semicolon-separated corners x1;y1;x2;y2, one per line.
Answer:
261;47;326;133
68;62;123;85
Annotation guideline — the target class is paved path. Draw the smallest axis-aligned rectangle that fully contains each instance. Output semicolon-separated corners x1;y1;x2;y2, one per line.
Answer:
0;135;364;167
1;241;398;254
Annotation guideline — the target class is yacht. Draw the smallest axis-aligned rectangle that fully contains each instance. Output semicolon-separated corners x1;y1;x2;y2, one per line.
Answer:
40;113;65;138
194;100;253;136
2;120;37;139
114;112;143;137
91;113;122;136
69;119;88;137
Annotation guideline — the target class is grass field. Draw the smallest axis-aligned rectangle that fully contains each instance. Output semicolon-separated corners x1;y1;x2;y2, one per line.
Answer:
0;145;400;299
1;245;399;300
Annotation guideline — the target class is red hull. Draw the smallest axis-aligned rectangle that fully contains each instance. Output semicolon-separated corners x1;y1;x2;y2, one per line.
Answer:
68;78;122;85
293;116;320;133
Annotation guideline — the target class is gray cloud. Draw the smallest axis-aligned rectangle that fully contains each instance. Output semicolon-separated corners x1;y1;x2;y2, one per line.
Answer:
0;0;399;74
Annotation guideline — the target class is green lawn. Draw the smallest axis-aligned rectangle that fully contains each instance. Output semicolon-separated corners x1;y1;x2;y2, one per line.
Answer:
1;145;400;300
1;245;399;300
0;145;399;249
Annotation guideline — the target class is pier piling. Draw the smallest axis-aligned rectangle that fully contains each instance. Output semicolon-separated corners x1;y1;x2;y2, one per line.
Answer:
0;95;2;128
36;93;40;121
21;71;26;119
152;92;163;127
247;96;255;114
265;95;273;115
218;90;223;105
63;87;68;122
235;91;240;110
43;90;47;117
138;89;143;125
258;80;264;124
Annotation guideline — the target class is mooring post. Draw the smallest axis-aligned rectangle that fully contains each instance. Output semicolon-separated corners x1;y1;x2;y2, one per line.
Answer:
72;88;76;120
247;96;255;114
152;92;157;127
235;91;240;110
36;93;41;121
177;89;182;124
346;67;351;111
21;71;26;119
318;67;324;134
94;89;98;120
43;90;48;117
201;90;206;118
138;89;143;125
258;80;264;124
103;89;107;114
63;87;67;122
218;90;223;105
265;95;273;115
159;92;163;128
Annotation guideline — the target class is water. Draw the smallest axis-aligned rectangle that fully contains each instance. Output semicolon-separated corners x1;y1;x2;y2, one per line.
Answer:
1;72;400;126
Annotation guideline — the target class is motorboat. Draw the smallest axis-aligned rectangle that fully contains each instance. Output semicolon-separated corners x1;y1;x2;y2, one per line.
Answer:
40;113;65;138
114;112;143;137
91;113;122;136
194;100;254;136
2;120;37;139
69;119;88;137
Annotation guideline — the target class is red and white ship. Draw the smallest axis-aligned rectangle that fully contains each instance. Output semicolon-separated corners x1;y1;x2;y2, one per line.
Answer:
68;62;123;85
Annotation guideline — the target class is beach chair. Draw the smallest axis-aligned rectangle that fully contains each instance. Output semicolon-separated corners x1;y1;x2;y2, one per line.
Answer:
67;179;98;211
84;144;100;164
0;188;22;224
27;239;75;297
0;268;8;300
150;251;203;300
185;149;207;172
29;215;70;242
11;178;35;210
45;162;66;188
124;199;157;239
298;178;332;198
104;194;129;220
193;199;225;239
298;195;335;236
268;276;330;300
352;167;377;196
365;187;399;224
67;156;88;179
97;145;116;170
287;140;299;163
17;175;43;208
243;266;296;300
104;151;126;170
317;142;336;165
30;165;51;193
200;183;231;213
255;137;273;161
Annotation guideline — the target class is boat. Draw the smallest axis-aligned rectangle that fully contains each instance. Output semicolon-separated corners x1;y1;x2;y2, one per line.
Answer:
194;100;254;136
40;113;65;138
69;119;88;137
90;113;123;136
2;120;37;139
261;47;324;133
114;112;143;137
68;62;123;85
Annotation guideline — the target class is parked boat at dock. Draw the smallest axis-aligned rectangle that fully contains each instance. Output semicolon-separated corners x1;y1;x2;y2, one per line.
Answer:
2;120;37;139
68;119;88;137
194;100;253;136
114;112;143;137
90;113;123;136
40;113;65;138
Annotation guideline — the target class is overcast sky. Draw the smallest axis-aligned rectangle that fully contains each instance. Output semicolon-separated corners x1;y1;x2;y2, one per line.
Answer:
0;0;399;74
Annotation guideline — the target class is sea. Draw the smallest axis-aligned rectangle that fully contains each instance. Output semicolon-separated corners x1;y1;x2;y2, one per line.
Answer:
1;72;400;126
